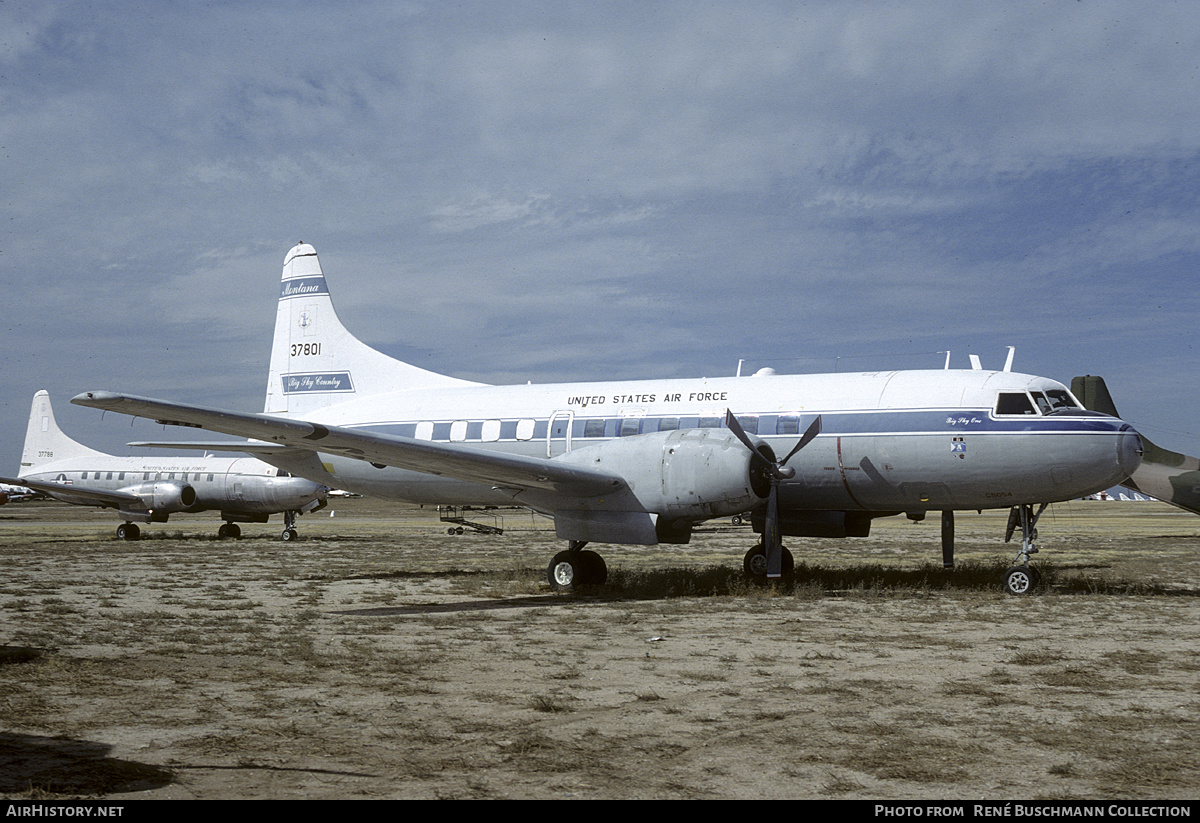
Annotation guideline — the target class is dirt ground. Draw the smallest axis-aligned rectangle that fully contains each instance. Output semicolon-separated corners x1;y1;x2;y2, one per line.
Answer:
1;497;1197;800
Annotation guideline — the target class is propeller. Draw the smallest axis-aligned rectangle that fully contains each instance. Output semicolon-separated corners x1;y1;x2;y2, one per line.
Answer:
725;410;822;578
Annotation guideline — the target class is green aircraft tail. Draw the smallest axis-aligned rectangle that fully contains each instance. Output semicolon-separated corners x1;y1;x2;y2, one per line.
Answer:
1072;375;1200;515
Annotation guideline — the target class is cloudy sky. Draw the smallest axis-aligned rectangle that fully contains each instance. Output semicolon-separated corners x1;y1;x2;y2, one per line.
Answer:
3;1;1199;470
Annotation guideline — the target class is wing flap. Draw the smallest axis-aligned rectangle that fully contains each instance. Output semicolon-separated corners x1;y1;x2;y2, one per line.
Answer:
73;392;624;497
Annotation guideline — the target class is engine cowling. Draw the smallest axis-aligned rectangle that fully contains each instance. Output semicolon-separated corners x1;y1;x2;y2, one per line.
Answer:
554;428;767;521
129;481;199;513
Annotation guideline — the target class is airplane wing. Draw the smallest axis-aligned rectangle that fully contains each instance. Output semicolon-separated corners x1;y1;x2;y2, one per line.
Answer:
0;474;145;510
72;391;626;497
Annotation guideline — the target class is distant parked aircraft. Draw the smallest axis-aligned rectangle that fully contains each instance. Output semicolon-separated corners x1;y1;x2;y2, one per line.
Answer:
3;391;327;540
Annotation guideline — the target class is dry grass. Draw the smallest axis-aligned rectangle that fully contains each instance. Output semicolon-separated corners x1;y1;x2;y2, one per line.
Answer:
0;497;1198;799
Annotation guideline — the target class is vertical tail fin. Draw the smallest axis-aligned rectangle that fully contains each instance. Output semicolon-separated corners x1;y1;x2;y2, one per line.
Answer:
19;391;105;475
1072;375;1200;515
264;243;481;416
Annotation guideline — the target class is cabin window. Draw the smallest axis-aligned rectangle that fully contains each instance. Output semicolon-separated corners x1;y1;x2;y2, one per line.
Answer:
450;421;468;442
619;418;642;437
481;420;501;442
106;472;113;480
415;421;434;441
657;417;679;432
996;392;1037;415
777;416;800;435
583;418;606;438
118;472;126;480
732;415;759;435
698;417;721;428
515;419;535;440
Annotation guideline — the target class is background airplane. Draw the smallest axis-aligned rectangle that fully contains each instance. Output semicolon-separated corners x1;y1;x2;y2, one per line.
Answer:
1072;375;1200;516
0;482;39;505
74;243;1143;594
5;390;328;541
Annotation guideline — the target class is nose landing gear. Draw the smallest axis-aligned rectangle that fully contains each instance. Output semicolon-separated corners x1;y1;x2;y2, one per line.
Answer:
1002;503;1047;595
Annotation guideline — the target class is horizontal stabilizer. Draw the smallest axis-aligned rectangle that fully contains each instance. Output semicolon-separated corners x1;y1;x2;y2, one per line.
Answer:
129;440;293;455
1072;375;1200;515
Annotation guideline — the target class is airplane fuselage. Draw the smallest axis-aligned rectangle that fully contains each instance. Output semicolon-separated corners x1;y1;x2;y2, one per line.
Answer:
23;455;324;523
264;367;1141;523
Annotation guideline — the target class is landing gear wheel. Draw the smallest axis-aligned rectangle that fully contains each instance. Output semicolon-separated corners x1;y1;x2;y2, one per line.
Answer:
116;523;140;541
576;550;607;586
547;549;608;591
1003;565;1037;596
743;544;794;580
218;523;242;540
281;528;298;542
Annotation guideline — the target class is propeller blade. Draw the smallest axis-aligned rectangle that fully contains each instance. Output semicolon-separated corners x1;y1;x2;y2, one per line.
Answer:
779;415;823;467
765;483;782;578
725;409;778;474
724;410;759;454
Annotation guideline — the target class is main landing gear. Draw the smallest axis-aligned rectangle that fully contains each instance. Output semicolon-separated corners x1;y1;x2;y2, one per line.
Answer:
546;541;608;591
1002;503;1047;596
743;543;794;580
116;522;140;541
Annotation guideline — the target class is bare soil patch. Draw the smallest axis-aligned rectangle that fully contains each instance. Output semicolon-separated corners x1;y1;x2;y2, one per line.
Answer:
1;498;1197;799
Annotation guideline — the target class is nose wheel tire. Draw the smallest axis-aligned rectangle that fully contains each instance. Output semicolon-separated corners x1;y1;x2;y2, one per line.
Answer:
1003;565;1040;596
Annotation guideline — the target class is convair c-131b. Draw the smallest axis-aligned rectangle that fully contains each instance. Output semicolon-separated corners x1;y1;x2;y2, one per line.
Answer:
73;243;1145;594
4;391;327;541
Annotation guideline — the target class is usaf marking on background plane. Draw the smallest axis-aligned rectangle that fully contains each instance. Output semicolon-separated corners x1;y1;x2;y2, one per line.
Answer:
4;391;327;541
75;243;1146;594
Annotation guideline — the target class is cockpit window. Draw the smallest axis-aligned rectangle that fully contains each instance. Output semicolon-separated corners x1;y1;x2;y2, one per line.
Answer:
1044;389;1079;410
996;389;1081;416
995;392;1036;415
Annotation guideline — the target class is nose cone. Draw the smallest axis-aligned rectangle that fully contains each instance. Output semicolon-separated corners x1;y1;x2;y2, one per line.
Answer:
1117;424;1144;480
285;477;327;505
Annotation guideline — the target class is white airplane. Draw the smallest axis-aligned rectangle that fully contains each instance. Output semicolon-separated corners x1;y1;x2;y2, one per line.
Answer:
0;482;38;504
4;390;328;540
73;243;1144;594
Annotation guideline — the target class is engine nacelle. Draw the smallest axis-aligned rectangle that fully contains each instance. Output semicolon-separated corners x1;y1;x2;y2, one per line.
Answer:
129;481;199;513
554;428;766;521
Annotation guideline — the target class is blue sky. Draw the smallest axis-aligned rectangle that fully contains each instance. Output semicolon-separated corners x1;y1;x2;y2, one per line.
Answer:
3;1;1199;469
